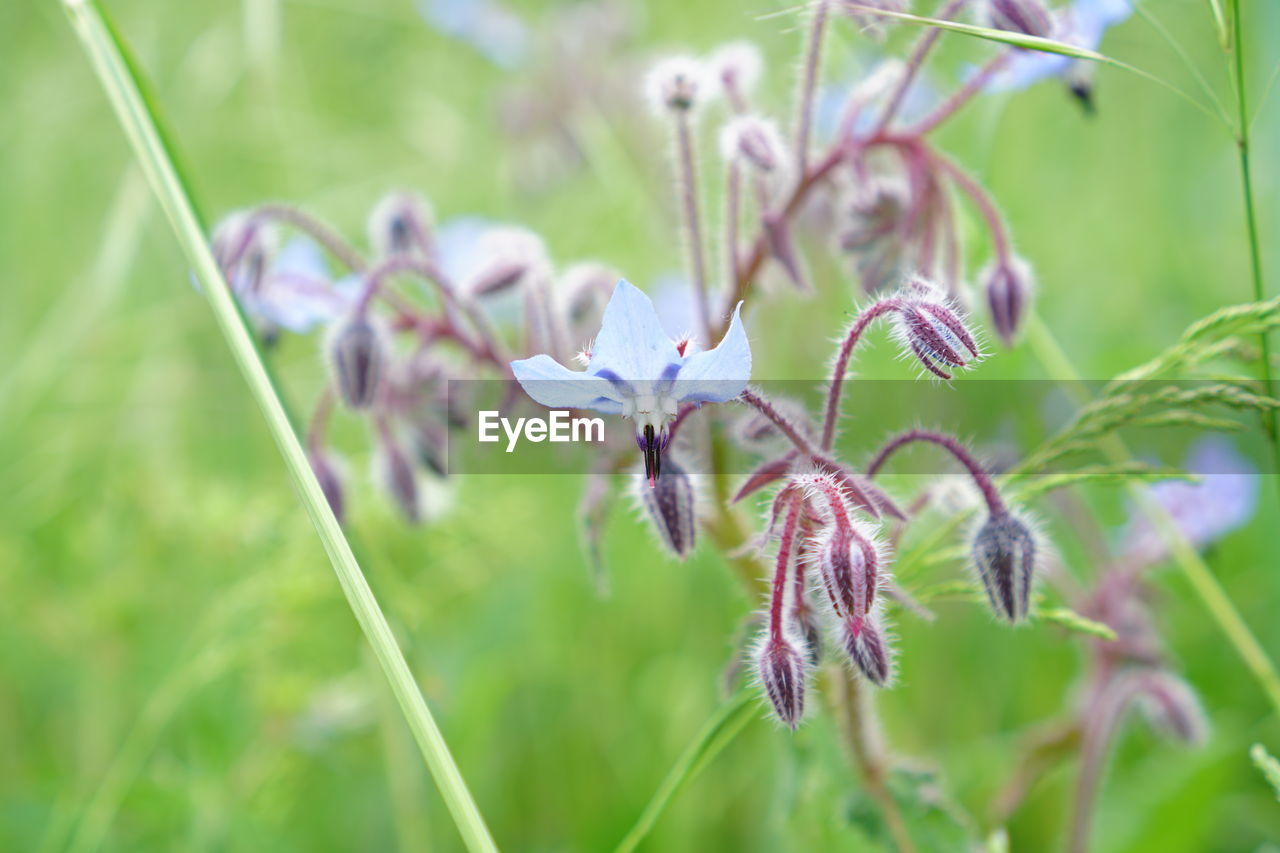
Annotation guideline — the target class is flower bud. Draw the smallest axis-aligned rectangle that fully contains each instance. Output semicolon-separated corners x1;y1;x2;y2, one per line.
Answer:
1135;671;1208;745
841;178;908;251
842;612;893;686
465;227;550;297
983;257;1033;347
792;600;823;666
892;280;982;379
644;56;706;114
813;523;881;621
718;116;786;173
988;0;1055;39
310;448;346;524
327;314;387;409
368;190;433;258
708;41;763;98
637;456;697;558
378;433;420;524
971;509;1037;622
756;636;807;728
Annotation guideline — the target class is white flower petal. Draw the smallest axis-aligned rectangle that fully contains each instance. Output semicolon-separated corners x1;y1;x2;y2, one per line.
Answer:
511;354;625;414
673;302;751;403
587;280;682;382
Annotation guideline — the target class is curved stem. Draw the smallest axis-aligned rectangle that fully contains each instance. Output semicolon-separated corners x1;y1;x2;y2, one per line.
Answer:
738;388;817;456
249;202;368;272
865;428;1006;514
873;0;970;135
929;149;1012;261
821;298;903;450
908;51;1012;136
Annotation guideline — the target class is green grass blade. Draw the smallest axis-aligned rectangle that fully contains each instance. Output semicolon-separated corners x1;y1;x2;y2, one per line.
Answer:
61;2;498;850
842;3;1226;126
1251;743;1280;801
614;690;758;853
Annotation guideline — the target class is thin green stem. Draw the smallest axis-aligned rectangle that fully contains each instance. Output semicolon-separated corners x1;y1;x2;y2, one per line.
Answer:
1228;0;1280;488
62;2;497;850
1134;2;1233;128
1026;315;1280;718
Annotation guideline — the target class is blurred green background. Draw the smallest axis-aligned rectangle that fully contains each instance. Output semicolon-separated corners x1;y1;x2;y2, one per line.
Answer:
2;0;1279;850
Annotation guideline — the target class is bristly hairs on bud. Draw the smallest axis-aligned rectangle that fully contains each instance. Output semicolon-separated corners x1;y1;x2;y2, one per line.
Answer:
375;420;421;524
367;190;433;259
464;226;551;298
631;454;702;559
889;276;984;380
718;116;787;174
755;493;810;728
326;311;389;409
643;55;708;115
970;506;1042;623
982;256;1034;348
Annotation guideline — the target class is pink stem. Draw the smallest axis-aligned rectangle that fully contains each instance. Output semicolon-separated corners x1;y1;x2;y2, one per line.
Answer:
821;298;903;450
909;51;1013;137
739;389;817;456
865;429;1006;514
793;0;832;174
872;0;971;135
674;111;713;345
769;495;804;641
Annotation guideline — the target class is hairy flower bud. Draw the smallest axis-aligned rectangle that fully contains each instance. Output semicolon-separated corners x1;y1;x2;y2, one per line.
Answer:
719;116;786;172
983;257;1034;347
708;41;763;98
892;279;982;379
644;56;706;113
310;448;346;524
327;314;387;409
465;227;550;297
756;636;808;728
812;522;881;621
988;0;1054;38
842;611;893;686
971;509;1038;622
637;456;697;558
368;190;433;258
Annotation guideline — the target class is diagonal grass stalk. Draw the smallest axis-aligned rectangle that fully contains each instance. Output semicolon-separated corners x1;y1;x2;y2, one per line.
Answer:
1027;314;1280;718
61;1;498;849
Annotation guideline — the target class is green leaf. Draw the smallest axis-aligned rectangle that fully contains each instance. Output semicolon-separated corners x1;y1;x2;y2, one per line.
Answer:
1251;743;1280;802
614;691;758;853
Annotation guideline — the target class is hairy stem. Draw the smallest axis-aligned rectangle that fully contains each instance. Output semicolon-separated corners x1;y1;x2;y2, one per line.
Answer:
822;298;903;450
865;429;1006;515
674;111;713;344
793;0;832;173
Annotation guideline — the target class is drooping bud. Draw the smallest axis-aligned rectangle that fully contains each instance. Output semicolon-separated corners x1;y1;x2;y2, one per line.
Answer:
756;636;808;728
971;509;1038;622
718;116;786;173
309;448;346;524
327;313;387;409
644;56;706;114
841;177;908;251
368;190;433;258
813;524;881;621
377;432;421;524
637;456;697;558
987;0;1055;39
791;599;823;666
982;257;1034;347
842;610;893;686
1135;671;1208;745
891;279;983;379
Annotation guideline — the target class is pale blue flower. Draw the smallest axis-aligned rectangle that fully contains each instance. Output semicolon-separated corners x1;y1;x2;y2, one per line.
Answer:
511;280;752;484
418;0;528;69
1121;437;1259;564
244;237;360;334
987;0;1132;92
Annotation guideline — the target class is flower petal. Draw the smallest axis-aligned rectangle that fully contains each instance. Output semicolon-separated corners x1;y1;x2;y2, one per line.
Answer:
587;280;681;384
511;354;625;414
673;301;751;403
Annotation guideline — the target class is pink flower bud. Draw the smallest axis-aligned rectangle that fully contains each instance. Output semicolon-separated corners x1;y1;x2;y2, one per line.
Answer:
988;0;1055;38
1135;671;1208;745
718;116;786;172
971;509;1038;622
637;457;698;558
891;279;982;379
842;611;893;686
983;257;1034;347
756;636;807;728
327;314;387;409
812;522;882;622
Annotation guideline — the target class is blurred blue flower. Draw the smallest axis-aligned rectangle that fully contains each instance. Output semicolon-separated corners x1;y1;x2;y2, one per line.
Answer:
511;280;751;484
1122;436;1259;563
243;237;360;334
418;0;529;69
987;0;1132;92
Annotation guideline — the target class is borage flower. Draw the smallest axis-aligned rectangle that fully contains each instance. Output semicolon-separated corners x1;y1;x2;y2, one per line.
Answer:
511;280;751;486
